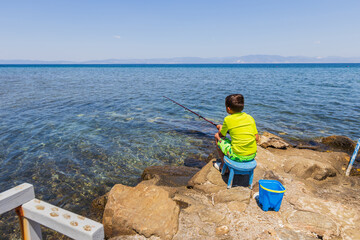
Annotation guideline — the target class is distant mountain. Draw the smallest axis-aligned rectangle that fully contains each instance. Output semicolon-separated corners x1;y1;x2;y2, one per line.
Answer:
1;55;360;64
0;59;74;64
81;55;360;64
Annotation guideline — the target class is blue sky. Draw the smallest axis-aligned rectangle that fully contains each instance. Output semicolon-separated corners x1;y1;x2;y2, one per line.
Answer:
1;0;359;61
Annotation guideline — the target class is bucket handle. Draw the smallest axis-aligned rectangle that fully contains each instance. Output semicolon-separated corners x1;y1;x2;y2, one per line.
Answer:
260;184;286;193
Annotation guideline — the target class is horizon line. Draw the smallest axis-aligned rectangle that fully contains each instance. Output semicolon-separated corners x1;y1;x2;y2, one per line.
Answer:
1;55;360;64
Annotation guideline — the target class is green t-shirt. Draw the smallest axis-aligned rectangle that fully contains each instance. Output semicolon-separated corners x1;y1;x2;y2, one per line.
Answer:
220;112;258;156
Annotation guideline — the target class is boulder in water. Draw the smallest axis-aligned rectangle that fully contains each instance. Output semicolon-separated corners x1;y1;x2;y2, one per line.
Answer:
321;135;356;154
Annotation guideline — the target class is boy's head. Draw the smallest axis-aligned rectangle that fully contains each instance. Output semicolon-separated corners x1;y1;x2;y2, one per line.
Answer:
225;94;244;113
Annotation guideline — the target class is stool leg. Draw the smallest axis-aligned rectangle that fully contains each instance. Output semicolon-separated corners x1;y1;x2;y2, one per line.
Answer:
221;164;227;175
227;169;234;189
249;170;254;189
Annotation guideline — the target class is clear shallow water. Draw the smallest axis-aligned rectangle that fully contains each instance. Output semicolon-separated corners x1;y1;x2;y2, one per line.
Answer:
0;64;359;237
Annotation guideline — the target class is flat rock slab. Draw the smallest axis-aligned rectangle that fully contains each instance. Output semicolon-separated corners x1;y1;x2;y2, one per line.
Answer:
142;165;200;187
103;182;180;239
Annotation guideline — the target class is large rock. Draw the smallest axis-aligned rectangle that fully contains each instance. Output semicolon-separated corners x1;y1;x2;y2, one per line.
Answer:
259;131;291;149
321;135;356;153
103;182;180;239
187;160;215;187
141;165;199;187
284;156;337;180
187;160;228;193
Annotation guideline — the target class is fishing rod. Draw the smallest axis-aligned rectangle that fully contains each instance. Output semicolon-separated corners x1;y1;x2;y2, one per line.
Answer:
163;96;218;127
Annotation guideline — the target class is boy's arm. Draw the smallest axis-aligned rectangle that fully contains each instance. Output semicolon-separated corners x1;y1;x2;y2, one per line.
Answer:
215;124;224;141
255;134;260;143
216;119;228;141
252;117;260;143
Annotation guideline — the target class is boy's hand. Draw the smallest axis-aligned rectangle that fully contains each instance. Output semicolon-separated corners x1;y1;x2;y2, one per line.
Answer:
216;124;222;130
214;132;221;141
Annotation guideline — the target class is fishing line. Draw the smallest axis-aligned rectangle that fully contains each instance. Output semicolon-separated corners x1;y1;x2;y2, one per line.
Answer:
163;96;218;127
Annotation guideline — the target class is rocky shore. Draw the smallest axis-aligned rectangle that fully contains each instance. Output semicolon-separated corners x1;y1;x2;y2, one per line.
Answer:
95;133;360;240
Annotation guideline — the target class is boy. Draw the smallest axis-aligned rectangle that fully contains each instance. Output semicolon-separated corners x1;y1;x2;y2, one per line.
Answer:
214;94;259;171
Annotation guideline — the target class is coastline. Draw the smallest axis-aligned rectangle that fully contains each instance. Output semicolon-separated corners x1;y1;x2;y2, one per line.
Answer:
97;133;360;240
0;133;358;239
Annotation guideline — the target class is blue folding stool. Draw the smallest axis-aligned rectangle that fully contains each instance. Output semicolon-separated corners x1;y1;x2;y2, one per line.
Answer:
221;156;257;189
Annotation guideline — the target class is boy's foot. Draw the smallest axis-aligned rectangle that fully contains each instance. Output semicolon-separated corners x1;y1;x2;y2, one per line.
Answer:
213;161;221;171
214;161;230;174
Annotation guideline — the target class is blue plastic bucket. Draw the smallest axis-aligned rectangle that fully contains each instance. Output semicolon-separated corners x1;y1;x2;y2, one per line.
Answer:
258;180;286;211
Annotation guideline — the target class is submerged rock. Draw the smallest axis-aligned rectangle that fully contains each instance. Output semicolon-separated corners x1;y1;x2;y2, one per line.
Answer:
259;131;291;149
91;192;109;211
141;165;199;187
184;158;207;168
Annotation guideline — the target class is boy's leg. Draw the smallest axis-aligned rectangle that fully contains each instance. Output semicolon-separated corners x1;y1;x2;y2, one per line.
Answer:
216;145;225;168
214;133;226;169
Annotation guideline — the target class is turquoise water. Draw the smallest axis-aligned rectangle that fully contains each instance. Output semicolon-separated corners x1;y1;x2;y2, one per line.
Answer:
0;64;359;237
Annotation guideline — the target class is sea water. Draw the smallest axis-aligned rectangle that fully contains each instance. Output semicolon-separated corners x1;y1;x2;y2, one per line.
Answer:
0;64;359;237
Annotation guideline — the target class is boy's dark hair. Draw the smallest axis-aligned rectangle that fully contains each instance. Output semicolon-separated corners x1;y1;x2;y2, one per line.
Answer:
225;94;244;112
